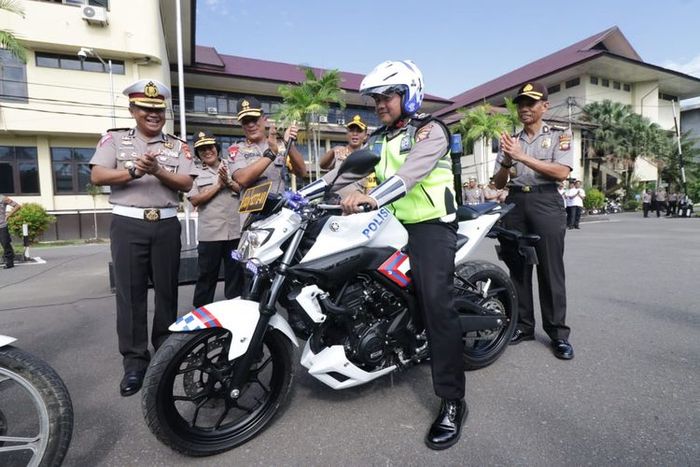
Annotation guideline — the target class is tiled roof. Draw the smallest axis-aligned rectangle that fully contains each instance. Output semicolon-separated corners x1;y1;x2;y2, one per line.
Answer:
191;46;451;103
435;26;637;118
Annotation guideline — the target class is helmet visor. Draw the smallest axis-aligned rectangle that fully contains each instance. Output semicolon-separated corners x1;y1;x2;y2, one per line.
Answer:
361;85;404;98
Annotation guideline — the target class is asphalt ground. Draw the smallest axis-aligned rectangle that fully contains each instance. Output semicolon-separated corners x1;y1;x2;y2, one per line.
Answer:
0;212;698;466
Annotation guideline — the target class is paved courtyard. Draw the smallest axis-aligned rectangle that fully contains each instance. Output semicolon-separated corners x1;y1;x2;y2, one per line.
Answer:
0;212;698;466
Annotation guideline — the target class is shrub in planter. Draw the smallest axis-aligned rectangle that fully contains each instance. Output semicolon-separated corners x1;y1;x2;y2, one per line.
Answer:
7;203;56;244
623;200;640;212
583;188;605;212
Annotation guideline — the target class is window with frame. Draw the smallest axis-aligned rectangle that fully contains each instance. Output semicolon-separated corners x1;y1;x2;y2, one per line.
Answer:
547;84;561;95
565;78;580;89
590;76;599;85
601;79;610;87
51;147;93;194
34;0;110;8
35;52;124;74
0;146;40;195
623;84;631;92
613;81;621;90
0;50;28;103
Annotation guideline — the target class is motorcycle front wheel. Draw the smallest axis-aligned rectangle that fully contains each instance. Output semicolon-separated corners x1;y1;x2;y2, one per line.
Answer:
142;328;294;457
0;346;73;467
455;260;518;370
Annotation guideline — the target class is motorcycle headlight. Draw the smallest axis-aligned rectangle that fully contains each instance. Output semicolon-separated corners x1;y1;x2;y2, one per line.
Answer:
237;228;273;260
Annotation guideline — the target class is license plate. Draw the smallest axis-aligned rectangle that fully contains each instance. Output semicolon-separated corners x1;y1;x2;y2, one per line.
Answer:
239;181;272;213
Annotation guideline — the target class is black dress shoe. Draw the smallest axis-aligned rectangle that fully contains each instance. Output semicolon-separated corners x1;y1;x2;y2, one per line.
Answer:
119;370;146;397
3;263;14;269
551;339;574;360
509;329;535;345
425;398;468;450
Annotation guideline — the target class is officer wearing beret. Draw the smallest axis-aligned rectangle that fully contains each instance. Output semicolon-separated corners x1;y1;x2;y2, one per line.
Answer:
227;96;307;198
90;79;198;396
188;131;244;307
493;81;575;360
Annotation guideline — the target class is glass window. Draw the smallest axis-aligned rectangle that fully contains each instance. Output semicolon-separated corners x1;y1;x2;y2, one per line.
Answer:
50;147;93;194
548;84;561;94
205;96;217;111
590;76;598;85
623;84;631;92
0;49;28;103
0;146;39;195
193;95;205;113
601;79;609;87
565;78;580;88
613;81;621;90
35;52;124;74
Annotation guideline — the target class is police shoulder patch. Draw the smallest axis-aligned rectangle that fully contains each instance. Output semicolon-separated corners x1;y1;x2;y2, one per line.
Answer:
415;123;433;142
98;133;113;147
558;133;571;151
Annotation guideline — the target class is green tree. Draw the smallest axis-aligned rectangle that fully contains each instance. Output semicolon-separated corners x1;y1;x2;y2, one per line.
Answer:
452;104;510;183
0;0;27;63
85;183;102;240
277;67;345;182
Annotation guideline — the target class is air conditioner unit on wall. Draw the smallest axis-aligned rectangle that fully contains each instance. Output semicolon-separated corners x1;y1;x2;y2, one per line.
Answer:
81;5;108;26
318;115;328;123
206;107;218;115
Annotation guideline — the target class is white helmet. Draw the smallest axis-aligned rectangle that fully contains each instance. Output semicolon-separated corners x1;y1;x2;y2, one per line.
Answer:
360;60;424;115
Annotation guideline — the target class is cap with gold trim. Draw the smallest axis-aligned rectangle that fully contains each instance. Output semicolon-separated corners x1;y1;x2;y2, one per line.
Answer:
123;79;170;109
346;114;367;131
237;96;263;121
513;82;548;103
193;130;217;149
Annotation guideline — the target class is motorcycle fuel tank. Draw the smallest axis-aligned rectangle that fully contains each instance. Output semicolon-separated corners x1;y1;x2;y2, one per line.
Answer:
299;207;407;264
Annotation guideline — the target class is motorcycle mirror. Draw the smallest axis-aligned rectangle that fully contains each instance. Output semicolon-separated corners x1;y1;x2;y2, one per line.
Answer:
329;149;380;188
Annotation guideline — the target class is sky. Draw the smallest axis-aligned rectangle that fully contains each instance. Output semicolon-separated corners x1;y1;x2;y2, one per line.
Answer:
196;0;700;103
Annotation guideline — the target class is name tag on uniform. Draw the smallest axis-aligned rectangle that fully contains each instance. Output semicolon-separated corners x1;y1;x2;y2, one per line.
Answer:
400;134;412;152
239;181;272;213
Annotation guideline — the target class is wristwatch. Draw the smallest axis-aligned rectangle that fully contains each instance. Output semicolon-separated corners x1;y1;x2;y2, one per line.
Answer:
500;161;513;169
262;148;277;161
125;161;143;179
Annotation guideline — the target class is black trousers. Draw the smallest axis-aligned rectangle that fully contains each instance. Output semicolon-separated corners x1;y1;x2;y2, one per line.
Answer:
500;191;570;340
405;221;465;400
565;206;581;227
643;203;651;217
110;215;181;372
193;239;244;308
0;226;14;265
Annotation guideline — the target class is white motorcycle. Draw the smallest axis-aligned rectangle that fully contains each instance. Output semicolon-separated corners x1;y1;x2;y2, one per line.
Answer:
142;150;537;456
0;335;73;467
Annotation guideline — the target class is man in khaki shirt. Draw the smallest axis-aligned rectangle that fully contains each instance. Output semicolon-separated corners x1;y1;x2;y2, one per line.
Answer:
90;79;197;397
0;194;21;269
188;131;244;307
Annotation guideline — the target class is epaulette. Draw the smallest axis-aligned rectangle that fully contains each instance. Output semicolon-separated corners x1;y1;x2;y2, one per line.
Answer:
106;127;131;133
549;124;569;132
166;133;187;143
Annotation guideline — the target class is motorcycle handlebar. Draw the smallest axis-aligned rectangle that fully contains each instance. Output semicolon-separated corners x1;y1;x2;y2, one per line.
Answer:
315;203;374;213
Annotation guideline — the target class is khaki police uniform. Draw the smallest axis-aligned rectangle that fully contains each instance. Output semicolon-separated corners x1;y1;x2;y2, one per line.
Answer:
227;140;289;196
188;141;244;307
1;194;19;267
495;123;573;340
320;114;464;400
90;78;197;374
463;185;484;205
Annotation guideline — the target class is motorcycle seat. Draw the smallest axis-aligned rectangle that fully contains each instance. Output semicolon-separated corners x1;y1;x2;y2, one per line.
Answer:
457;202;500;221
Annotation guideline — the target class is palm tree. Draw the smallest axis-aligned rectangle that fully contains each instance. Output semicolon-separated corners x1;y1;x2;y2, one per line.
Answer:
452;104;510;183
0;0;27;62
277;67;345;182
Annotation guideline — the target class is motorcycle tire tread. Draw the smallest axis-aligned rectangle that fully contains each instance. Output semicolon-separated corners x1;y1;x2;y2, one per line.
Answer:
0;346;74;467
455;260;518;371
141;328;295;457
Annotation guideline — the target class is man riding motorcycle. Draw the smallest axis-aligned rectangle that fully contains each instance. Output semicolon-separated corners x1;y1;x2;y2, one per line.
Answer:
299;60;467;450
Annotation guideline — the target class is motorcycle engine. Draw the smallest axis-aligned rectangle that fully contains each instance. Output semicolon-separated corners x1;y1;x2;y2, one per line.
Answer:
336;276;406;370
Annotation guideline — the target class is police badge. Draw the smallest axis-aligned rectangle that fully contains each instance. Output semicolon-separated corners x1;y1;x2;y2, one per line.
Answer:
541;138;551;149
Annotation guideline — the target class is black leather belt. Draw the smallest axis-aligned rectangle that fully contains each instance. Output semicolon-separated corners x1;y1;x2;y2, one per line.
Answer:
508;184;558;193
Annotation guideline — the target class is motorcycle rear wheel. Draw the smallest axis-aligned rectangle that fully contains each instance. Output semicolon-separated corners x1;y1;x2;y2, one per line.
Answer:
142;328;294;457
455;260;518;370
0;346;73;467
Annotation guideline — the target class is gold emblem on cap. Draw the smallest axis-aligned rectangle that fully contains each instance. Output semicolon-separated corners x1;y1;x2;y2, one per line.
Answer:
353;115;361;123
523;84;533;92
198;132;206;138
144;81;159;98
241;100;250;110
